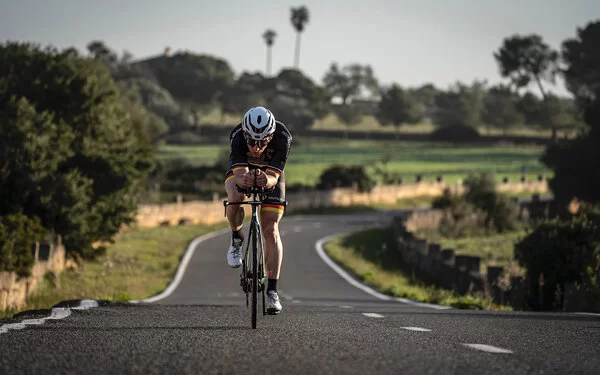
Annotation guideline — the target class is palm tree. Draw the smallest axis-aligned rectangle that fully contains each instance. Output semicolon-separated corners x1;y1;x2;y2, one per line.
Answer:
262;29;277;76
290;6;309;69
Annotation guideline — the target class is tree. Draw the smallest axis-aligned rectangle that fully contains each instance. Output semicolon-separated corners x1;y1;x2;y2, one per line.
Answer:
263;68;330;131
376;84;424;133
540;20;600;212
433;81;485;129
134;52;236;129
410;83;440;119
221;72;269;117
561;20;600;106
0;42;154;259
481;84;524;131
262;29;277;76
494;34;560;140
322;62;379;105
290;6;309;69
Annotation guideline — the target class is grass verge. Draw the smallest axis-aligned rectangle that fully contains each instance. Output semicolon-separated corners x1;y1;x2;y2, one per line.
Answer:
1;222;228;319
323;226;512;311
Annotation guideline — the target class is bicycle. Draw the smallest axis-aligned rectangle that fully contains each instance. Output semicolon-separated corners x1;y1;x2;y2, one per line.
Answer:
223;182;286;329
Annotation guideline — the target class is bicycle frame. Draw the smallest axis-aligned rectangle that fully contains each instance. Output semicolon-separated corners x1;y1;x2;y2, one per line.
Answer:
223;185;269;328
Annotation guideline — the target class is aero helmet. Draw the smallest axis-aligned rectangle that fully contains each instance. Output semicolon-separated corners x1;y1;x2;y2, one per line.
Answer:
242;106;276;140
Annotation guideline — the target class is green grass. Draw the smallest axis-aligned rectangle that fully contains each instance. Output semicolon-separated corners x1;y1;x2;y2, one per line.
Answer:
1;223;228;319
324;227;511;310
158;138;552;187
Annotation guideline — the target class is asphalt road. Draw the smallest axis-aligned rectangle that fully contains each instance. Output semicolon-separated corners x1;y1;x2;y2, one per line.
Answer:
1;211;599;374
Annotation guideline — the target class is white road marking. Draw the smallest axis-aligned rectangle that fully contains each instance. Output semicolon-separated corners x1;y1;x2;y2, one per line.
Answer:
400;327;432;332
315;234;451;309
130;228;232;303
291;300;302;304
0;300;98;335
315;234;392;301
280;230;287;237
362;313;385;318
395;297;452;310
313;222;322;228
338;305;354;309
575;312;600;317
463;344;514;354
293;226;302;233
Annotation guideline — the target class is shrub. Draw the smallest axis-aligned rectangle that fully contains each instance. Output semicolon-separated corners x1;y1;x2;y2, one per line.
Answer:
514;214;600;310
429;125;480;142
317;165;376;193
0;214;48;277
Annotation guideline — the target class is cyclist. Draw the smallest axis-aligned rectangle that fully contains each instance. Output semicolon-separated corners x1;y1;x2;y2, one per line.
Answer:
224;106;292;315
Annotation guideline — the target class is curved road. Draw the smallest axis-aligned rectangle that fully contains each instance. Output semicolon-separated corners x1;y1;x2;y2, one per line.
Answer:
1;212;599;374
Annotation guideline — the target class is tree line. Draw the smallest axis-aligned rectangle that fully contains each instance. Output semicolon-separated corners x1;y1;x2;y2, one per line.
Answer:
82;24;593;146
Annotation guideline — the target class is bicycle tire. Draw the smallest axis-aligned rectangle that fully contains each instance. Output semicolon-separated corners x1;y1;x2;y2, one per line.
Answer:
251;222;258;329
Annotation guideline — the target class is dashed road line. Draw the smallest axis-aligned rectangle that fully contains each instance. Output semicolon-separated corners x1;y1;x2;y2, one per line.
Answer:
400;327;432;332
362;313;385;318
463;344;514;354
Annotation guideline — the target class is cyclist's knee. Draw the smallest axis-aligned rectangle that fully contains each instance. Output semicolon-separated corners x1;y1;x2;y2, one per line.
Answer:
262;220;279;241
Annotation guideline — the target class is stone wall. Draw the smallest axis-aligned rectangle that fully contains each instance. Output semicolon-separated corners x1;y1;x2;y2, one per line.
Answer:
391;201;594;312
0;238;66;311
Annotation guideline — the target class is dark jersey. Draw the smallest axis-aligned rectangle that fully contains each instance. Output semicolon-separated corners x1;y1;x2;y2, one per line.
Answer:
225;121;292;183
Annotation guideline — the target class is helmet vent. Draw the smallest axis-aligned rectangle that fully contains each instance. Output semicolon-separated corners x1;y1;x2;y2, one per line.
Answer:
257;115;262;124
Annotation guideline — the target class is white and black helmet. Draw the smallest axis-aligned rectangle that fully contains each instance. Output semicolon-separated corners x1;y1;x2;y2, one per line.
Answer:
242;106;276;140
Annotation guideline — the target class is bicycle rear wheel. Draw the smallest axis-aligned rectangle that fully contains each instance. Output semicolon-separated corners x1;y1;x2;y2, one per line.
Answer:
251;222;258;329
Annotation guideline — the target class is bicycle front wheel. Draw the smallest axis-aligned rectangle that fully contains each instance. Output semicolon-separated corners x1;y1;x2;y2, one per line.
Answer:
251;222;258;329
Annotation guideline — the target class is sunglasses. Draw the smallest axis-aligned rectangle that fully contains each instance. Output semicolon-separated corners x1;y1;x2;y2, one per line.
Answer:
245;136;271;148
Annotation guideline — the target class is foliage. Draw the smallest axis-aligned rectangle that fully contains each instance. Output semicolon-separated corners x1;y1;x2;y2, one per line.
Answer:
561;20;600;104
514;214;600;310
0;42;154;259
376;84;425;130
322;63;379;105
494;34;558;96
429;125;480;142
317;165;376;193
481;85;524;130
433;81;485;128
494;34;559;138
541;20;600;210
463;173;520;232
0;214;48;277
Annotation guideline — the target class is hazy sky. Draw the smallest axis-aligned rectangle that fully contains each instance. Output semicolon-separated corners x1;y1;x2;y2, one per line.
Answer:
1;0;598;97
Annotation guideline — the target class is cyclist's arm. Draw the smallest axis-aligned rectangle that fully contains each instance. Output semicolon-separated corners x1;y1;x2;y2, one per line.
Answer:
264;129;292;188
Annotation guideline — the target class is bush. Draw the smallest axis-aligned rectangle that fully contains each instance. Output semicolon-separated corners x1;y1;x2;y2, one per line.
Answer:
514;214;600;310
317;165;376;193
0;214;48;277
430;125;480;142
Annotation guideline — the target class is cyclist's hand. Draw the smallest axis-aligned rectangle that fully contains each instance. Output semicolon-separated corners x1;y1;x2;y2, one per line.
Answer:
254;169;268;188
241;171;255;188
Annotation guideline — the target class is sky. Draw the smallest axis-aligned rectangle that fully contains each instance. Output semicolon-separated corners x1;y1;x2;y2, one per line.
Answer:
1;0;599;97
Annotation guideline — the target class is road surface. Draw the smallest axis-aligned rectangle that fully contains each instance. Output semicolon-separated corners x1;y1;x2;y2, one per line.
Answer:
1;212;599;374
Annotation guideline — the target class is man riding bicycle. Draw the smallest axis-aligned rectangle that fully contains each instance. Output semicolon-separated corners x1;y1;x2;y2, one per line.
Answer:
224;106;292;315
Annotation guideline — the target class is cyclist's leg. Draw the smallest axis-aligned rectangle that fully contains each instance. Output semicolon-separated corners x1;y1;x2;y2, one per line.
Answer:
224;169;247;231
260;177;286;282
224;167;248;268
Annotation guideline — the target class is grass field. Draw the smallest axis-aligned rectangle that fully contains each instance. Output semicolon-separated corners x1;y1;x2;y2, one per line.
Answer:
158;138;552;187
324;227;511;310
0;223;228;319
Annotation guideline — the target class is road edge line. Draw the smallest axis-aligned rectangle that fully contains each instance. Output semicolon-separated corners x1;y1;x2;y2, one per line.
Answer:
315;233;452;309
130;228;231;304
